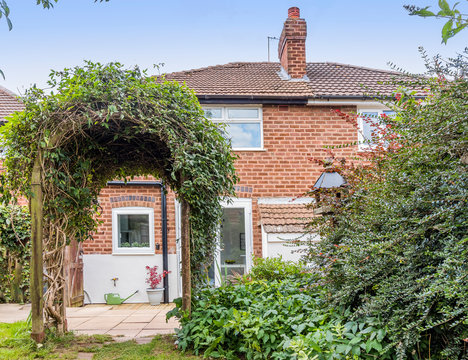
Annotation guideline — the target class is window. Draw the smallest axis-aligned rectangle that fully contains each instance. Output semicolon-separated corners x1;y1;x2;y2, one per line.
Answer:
358;109;395;149
203;106;263;150
112;207;154;254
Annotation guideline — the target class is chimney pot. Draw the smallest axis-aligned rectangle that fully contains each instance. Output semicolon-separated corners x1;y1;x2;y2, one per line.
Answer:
288;7;300;18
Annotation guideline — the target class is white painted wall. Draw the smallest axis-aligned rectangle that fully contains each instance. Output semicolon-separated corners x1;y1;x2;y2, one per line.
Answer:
83;254;179;304
262;230;317;262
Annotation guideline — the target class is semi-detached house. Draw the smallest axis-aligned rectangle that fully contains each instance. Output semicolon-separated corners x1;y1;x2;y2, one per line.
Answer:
0;7;401;305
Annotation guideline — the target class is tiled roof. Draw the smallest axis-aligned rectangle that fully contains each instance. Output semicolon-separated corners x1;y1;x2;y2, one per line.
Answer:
259;204;313;233
0;85;23;122
161;62;406;99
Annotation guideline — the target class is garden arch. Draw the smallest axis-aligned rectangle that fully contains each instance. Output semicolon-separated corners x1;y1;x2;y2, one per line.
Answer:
0;62;237;342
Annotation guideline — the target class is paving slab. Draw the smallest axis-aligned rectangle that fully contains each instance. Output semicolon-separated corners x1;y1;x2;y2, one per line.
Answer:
0;303;179;338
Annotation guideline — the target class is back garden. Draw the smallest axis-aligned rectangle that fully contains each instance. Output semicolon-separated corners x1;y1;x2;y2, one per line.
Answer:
0;48;467;360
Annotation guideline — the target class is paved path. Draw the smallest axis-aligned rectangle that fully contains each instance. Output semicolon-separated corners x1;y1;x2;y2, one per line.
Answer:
0;303;179;340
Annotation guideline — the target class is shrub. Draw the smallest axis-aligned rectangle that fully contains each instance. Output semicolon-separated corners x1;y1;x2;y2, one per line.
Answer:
169;261;394;359
0;205;30;303
304;51;468;358
247;256;306;282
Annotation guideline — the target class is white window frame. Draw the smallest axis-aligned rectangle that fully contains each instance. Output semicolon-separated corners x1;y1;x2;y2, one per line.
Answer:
357;108;395;150
112;207;155;255
203;106;264;151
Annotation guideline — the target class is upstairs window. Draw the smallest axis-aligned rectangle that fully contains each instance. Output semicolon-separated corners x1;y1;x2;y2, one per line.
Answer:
112;207;154;254
358;109;395;149
204;107;263;150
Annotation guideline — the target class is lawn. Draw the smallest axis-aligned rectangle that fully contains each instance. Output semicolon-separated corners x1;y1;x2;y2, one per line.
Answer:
0;321;200;360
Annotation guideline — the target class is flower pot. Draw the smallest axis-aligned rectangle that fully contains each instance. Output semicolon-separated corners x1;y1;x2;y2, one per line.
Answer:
146;288;164;306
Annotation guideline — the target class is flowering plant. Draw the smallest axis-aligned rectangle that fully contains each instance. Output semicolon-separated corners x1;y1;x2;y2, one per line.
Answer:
145;265;169;289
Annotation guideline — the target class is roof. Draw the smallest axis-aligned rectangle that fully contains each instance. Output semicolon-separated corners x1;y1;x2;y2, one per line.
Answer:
259;204;314;233
0;85;23;122
161;62;405;99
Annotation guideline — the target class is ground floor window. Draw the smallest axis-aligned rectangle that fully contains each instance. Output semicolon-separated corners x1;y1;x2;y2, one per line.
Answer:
112;207;154;254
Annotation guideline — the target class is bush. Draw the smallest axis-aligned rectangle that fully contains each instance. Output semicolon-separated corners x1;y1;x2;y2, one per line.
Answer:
169;260;394;359
247;256;306;281
0;205;30;303
304;51;468;359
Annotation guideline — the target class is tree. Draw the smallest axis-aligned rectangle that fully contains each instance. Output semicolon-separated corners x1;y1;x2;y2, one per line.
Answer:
404;0;468;43
305;50;468;358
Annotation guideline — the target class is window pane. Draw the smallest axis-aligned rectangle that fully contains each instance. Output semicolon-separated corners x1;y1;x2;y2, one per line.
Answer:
220;208;246;278
224;123;261;148
118;214;150;248
227;108;259;119
383;110;396;117
361;112;379;143
204;108;222;119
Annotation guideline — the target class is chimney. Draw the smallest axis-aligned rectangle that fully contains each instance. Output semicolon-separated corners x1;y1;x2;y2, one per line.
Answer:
278;7;307;79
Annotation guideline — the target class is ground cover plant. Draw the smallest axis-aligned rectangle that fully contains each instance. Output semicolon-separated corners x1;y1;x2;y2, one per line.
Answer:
303;50;468;359
169;258;395;359
0;321;200;359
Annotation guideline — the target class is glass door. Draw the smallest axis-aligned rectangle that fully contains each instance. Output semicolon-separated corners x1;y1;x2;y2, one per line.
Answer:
209;199;252;286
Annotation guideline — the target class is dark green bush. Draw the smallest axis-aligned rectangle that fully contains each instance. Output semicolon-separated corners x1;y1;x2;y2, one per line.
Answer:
0;205;30;303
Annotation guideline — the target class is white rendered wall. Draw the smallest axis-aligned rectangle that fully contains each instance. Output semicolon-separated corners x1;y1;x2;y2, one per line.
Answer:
83;254;179;304
262;230;316;262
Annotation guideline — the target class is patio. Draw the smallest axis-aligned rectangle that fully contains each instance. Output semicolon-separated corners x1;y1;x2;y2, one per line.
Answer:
0;303;179;340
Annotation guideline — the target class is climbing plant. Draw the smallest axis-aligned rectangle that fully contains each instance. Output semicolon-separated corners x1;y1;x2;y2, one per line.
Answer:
0;61;238;332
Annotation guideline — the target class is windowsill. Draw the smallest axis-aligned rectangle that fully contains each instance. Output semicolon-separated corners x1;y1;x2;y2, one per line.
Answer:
112;250;155;255
232;148;267;152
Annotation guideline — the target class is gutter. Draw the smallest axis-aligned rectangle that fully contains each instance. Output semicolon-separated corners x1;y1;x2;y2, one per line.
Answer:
106;180;169;304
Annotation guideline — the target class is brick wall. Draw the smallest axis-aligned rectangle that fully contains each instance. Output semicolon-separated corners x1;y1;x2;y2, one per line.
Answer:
234;104;358;256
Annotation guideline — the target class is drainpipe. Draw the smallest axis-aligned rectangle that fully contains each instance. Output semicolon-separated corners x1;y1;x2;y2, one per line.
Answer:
160;185;169;303
107;180;169;303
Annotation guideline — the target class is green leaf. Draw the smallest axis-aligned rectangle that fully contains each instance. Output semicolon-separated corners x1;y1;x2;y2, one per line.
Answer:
441;19;454;43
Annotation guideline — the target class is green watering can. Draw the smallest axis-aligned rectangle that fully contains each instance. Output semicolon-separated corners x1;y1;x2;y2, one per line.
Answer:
104;290;139;305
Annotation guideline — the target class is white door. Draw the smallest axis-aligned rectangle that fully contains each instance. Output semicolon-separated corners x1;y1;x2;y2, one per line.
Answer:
210;198;253;286
176;198;253;290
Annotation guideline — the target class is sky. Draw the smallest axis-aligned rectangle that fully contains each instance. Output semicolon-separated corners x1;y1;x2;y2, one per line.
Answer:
1;0;467;94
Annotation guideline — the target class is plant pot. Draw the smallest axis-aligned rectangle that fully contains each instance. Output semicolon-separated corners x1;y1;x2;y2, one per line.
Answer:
146;288;164;306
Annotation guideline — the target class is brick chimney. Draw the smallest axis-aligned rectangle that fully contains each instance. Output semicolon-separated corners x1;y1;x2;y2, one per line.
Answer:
278;7;307;79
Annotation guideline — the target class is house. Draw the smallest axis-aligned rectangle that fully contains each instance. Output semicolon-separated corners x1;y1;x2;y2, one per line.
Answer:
1;7;400;305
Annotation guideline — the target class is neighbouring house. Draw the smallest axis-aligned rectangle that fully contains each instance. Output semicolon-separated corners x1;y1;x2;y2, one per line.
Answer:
1;7;402;305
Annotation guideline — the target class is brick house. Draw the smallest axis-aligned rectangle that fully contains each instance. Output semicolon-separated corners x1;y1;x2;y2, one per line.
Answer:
1;7;400;304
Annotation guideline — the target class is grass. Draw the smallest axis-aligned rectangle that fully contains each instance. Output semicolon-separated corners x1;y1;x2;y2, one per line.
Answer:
0;321;200;359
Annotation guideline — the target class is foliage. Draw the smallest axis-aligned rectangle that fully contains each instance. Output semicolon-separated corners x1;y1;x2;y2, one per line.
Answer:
170;261;394;360
145;265;169;289
304;50;468;358
246;256;307;282
404;0;468;43
0;205;30;303
0;61;237;328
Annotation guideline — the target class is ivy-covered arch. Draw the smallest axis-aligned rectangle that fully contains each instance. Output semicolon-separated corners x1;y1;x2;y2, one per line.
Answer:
0;62;237;341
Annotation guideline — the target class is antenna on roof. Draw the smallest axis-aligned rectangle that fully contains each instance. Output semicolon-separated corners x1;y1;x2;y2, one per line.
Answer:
267;36;279;62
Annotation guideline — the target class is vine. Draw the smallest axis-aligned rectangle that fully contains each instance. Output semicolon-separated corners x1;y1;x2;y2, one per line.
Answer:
0;61;238;331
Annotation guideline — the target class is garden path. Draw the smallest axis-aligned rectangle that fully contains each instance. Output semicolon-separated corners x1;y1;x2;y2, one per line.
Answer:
0;303;178;341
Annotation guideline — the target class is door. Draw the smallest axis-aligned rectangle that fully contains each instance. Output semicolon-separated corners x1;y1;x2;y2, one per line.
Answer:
210;199;253;286
64;240;84;307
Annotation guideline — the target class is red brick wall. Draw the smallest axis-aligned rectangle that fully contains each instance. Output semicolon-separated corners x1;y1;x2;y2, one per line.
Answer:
83;105;358;258
278;12;307;79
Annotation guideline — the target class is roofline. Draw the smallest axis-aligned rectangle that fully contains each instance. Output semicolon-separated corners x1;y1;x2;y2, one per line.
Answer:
197;95;308;105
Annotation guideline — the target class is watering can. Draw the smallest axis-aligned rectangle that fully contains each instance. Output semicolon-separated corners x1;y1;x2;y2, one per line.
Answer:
104;290;138;305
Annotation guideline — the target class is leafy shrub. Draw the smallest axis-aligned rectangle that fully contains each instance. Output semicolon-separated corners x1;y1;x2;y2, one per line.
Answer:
247;256;306;281
0;205;30;303
304;51;468;359
169;270;394;359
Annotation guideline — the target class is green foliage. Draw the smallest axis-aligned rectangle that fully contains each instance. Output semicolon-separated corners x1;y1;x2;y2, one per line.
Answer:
305;51;468;358
0;205;30;303
0;61;237;288
170;262;394;359
247;256;307;282
404;1;468;43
